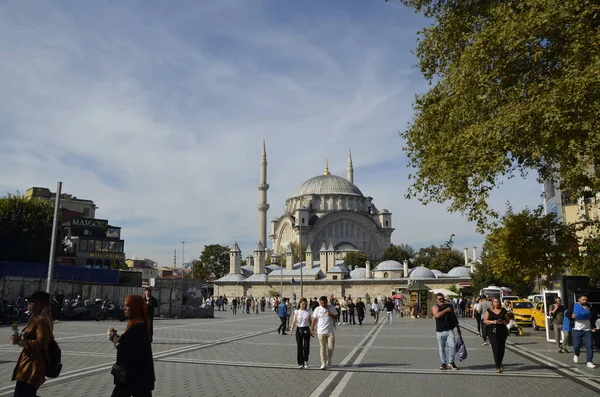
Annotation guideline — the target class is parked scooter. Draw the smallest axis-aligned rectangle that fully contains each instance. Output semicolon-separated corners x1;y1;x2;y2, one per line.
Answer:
96;300;126;321
7;297;29;323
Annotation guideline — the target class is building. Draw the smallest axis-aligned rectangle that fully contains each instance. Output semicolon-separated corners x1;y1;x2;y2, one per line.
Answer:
61;217;126;269
125;259;158;284
216;142;472;301
25;187;97;218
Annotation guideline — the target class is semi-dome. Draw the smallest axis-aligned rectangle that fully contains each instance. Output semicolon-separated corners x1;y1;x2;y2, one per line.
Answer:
349;267;367;279
446;266;472;277
374;260;403;271
408;265;437;279
294;174;363;197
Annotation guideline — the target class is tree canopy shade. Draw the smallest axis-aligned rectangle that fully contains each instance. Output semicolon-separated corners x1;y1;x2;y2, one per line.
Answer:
343;251;368;268
399;0;600;230
0;194;60;262
483;206;579;286
198;244;230;279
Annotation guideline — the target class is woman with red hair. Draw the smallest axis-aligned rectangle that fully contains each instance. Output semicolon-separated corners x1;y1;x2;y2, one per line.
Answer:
110;295;155;397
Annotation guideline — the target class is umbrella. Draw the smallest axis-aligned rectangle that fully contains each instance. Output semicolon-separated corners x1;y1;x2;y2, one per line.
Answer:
391;293;404;300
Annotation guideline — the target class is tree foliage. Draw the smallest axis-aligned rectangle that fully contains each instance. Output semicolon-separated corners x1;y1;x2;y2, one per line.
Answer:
344;251;368;268
483;206;579;287
399;0;600;230
411;244;463;273
382;244;413;263
197;244;230;279
570;235;600;284
0;194;61;262
474;243;534;297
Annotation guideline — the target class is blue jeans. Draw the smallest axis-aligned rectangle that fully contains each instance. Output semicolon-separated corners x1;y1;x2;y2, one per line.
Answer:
572;329;594;363
436;330;455;364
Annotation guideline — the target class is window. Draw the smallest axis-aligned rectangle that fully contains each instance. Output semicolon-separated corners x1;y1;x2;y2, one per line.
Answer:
385;221;389;227
302;217;305;224
83;208;90;216
109;241;116;252
332;275;338;280
95;240;102;251
88;240;94;251
80;240;87;251
383;272;389;279
101;241;109;252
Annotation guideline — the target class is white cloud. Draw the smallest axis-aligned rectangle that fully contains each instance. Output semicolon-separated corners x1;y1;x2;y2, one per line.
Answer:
0;1;542;265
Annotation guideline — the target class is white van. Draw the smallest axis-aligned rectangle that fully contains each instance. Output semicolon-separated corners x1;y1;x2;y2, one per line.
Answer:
527;294;543;303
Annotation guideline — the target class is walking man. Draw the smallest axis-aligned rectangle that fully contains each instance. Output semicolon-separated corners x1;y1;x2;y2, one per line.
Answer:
432;293;459;370
277;298;288;335
477;295;492;345
384;297;395;324
232;297;238;315
571;295;597;368
356;297;366;326
549;297;567;353
144;288;159;343
311;296;338;370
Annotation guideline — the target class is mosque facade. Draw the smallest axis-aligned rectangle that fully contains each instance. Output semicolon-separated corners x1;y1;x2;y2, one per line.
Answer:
215;142;473;304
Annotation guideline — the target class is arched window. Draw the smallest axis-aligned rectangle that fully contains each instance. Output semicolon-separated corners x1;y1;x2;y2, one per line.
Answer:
383;272;389;279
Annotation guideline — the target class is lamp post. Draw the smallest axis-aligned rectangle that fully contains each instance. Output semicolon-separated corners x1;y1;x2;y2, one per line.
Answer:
181;241;186;279
299;219;303;299
46;181;62;293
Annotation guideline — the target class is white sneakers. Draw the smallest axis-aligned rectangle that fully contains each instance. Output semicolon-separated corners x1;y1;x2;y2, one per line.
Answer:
573;355;579;363
320;364;326;370
573;355;597;368
298;365;304;368
587;362;597;368
304;362;309;368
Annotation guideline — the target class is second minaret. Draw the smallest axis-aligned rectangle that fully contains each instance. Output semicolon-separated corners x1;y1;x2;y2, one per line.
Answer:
257;140;270;247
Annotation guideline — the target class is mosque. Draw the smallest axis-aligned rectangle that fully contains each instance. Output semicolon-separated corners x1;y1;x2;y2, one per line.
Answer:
215;142;473;309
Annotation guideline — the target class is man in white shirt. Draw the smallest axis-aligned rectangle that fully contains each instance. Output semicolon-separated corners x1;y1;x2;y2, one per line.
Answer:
311;296;339;370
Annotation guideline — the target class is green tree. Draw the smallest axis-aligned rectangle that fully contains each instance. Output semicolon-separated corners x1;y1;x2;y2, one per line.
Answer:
571;235;600;284
473;244;534;298
399;0;600;230
382;244;412;263
411;245;437;267
0;194;61;262
288;241;307;264
198;244;230;279
344;251;368;268
429;248;463;273
192;259;213;281
483;206;579;287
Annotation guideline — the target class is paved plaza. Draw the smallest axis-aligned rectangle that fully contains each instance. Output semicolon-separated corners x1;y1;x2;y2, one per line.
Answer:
1;311;600;396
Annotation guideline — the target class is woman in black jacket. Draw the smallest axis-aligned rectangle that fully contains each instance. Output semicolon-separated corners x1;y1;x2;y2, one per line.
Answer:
110;295;155;397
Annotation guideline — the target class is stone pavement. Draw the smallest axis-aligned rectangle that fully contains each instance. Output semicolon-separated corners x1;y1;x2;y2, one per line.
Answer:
1;311;600;396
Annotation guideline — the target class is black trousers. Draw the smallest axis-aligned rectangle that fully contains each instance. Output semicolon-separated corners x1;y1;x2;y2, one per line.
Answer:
348;311;356;325
296;326;311;365
487;326;508;369
111;383;152;397
342;311;348;323
148;315;154;340
14;381;37;397
357;311;365;324
475;313;482;334
278;316;287;333
480;319;488;341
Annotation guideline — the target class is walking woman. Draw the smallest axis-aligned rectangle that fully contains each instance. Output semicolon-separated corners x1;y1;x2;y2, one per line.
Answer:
483;297;510;373
372;298;380;324
289;298;313;368
10;291;54;397
110;295;155;396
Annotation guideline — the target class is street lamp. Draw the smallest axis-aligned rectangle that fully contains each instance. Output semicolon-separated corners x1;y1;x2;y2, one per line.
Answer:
299;219;303;299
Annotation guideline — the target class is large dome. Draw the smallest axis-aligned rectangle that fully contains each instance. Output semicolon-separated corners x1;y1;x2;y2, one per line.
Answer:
446;266;472;278
294;174;363;197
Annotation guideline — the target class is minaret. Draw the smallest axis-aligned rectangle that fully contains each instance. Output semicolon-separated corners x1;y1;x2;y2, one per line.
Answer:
347;149;354;183
257;140;270;247
229;241;241;274
173;248;176;268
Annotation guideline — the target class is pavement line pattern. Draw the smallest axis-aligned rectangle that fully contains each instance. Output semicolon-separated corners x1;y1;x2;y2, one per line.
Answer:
0;327;273;397
309;321;384;397
461;322;600;392
329;320;387;397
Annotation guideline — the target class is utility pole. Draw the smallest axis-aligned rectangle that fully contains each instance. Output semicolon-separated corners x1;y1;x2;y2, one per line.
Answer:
299;220;303;299
181;240;186;279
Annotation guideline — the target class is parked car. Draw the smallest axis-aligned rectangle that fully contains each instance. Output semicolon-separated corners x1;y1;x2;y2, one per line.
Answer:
531;301;551;330
511;300;534;326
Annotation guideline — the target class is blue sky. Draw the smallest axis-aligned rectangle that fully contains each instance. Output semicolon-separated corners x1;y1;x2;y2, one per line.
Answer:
0;1;543;266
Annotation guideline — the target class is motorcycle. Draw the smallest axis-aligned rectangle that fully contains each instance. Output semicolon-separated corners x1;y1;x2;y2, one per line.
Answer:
96;300;126;321
7;297;30;323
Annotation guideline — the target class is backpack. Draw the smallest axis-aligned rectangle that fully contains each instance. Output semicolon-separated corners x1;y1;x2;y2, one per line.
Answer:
44;338;63;378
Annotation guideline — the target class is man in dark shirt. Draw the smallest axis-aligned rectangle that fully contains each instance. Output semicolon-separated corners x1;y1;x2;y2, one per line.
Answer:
549;297;567;353
310;297;319;311
144;288;159;343
432;293;459;370
384;298;395;324
355;297;366;325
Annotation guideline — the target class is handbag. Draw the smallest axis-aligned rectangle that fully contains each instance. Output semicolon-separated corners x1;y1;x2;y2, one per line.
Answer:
111;363;129;384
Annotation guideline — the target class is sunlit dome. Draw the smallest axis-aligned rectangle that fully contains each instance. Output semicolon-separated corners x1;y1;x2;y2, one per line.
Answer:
294;174;363;197
374;260;403;271
408;265;437;279
446;266;472;277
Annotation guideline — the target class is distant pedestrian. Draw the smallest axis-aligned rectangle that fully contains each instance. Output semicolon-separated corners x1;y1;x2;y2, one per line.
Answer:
472;298;481;335
371;299;380;324
310;297;319;311
246;297;252;314
432;293;459;370
483;297;510;373
231;298;238;315
277;298;288;335
144;288;158;343
384;298;395;324
477;296;492;345
109;295;155;396
570;295;597;368
311;296;338;370
10;291;54;397
347;298;356;325
355;297;366;326
340;296;348;325
289;298;313;368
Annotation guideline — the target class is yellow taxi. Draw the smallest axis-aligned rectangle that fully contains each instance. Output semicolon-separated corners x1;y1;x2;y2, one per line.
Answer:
531;301;548;330
510;299;534;326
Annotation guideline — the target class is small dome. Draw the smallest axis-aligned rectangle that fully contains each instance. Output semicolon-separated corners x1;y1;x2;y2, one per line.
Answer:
408;265;437;279
381;209;390;213
446;266;472;277
294;174;363;197
431;269;446;277
374;260;403;271
349;267;367;279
